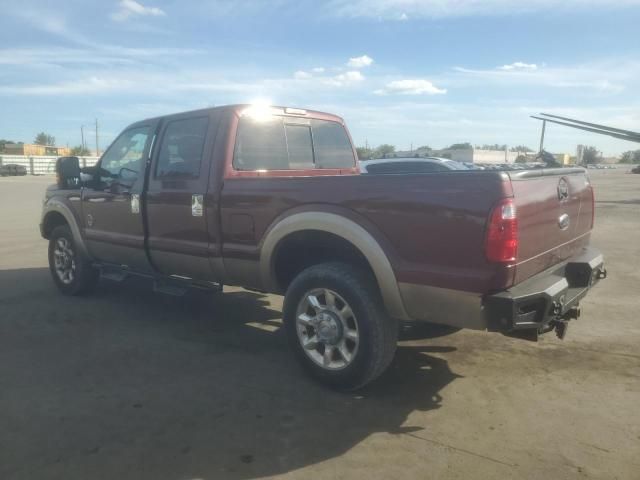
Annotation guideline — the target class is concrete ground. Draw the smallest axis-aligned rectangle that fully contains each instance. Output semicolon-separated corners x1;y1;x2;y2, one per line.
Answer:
0;170;638;480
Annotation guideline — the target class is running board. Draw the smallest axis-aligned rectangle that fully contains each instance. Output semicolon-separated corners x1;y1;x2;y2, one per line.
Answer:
153;279;222;296
96;264;223;295
99;265;129;282
153;280;188;296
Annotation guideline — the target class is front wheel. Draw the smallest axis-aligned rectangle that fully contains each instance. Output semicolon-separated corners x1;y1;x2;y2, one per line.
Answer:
283;262;397;390
48;225;99;295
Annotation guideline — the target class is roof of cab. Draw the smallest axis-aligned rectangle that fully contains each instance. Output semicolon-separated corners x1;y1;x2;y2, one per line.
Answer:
127;104;345;129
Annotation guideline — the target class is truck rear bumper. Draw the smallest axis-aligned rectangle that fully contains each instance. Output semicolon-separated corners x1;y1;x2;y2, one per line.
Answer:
398;247;605;339
484;247;606;339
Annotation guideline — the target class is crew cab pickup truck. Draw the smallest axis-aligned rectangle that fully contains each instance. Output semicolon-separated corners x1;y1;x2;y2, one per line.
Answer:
41;104;606;389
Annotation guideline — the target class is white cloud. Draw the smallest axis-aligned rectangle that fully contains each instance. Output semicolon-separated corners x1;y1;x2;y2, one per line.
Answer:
0;66;368;98
375;79;447;95
111;0;166;22
11;8;93;46
0;76;133;96
295;64;367;86
498;62;538;71
328;0;640;19
326;70;365;86
452;60;636;93
347;55;374;68
0;46;203;71
293;70;312;79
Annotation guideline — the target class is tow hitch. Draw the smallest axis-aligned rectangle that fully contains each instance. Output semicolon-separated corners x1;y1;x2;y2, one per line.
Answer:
553;321;569;340
550;305;581;340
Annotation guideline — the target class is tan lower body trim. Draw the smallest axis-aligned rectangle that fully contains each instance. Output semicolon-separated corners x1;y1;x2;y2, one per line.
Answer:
398;282;486;330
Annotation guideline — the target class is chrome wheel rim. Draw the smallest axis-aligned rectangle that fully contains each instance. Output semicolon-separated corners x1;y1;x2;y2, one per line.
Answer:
53;237;76;285
295;288;359;370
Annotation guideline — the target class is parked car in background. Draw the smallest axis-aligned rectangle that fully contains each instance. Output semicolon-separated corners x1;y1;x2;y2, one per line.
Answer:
0;164;27;176
463;162;484;170
359;157;469;174
631;165;640;174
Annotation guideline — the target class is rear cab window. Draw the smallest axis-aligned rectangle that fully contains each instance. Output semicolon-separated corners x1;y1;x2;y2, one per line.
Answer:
232;113;355;173
310;119;354;169
156;116;209;179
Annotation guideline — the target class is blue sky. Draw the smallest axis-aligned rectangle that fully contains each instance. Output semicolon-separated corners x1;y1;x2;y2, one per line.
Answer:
1;0;639;155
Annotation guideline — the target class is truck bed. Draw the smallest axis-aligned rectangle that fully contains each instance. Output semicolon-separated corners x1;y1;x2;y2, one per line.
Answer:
219;168;594;296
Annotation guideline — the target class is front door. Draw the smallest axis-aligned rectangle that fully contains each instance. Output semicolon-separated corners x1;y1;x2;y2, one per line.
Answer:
82;122;157;272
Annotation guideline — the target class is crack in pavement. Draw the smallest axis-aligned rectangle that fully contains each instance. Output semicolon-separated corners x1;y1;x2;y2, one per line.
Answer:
403;432;518;468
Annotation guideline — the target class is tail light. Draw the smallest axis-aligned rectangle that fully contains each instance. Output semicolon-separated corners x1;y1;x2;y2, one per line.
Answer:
485;198;518;263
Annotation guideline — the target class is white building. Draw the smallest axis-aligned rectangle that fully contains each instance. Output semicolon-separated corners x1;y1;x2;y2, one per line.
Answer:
438;148;522;164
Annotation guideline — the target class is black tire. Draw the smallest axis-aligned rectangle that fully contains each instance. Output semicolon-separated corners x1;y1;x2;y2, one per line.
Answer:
48;225;99;295
283;262;397;391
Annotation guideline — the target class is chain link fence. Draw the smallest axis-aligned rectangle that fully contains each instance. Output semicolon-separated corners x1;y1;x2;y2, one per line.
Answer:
0;155;100;175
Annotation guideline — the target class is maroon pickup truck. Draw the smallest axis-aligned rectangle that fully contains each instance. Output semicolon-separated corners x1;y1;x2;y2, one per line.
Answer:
41;104;606;389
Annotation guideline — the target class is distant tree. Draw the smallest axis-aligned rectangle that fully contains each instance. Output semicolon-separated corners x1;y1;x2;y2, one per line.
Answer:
515;155;528;163
70;145;92;156
374;144;396;159
619;150;640;164
416;145;432;152
582;146;600;164
355;147;374;160
441;152;452;159
0;139;21;153
478;144;507;151
447;142;473;150
510;145;533;152
34;132;55;146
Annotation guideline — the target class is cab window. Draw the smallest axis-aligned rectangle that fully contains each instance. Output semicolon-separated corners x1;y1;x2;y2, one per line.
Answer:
233;116;289;170
156;116;209;179
99;126;150;188
285;124;314;169
233;116;355;171
311;119;355;169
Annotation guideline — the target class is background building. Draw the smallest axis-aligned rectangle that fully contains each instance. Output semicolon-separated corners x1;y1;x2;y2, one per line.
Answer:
2;143;71;156
438;148;520;164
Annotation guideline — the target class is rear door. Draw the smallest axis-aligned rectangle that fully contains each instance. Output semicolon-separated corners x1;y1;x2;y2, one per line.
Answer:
145;111;220;280
82;122;158;272
510;170;594;284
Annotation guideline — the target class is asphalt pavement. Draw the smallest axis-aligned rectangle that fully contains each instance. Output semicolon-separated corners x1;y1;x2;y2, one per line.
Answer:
1;170;638;480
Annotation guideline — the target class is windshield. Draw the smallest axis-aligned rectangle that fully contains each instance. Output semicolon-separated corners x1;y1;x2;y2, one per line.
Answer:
441;159;469;170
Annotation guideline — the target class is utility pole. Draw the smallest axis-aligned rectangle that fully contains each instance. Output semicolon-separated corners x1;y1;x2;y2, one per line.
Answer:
80;125;85;152
538;120;546;153
95;118;99;156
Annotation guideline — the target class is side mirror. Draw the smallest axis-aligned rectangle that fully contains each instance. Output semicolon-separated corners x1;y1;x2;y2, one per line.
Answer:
80;165;96;184
56;156;81;189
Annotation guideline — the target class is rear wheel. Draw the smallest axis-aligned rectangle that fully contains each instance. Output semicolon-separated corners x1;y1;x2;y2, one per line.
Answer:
283;262;397;390
48;225;98;295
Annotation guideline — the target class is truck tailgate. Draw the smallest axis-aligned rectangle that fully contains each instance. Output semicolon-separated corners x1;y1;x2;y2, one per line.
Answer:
510;169;594;285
